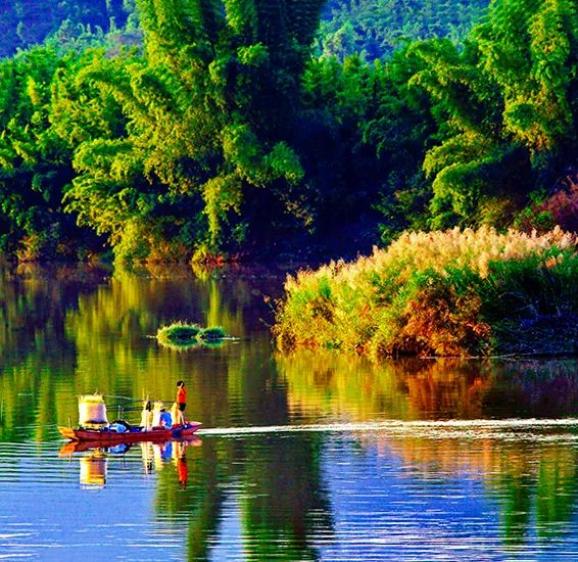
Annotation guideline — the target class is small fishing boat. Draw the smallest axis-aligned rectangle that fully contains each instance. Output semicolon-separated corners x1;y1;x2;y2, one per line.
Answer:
59;422;202;443
60;394;202;443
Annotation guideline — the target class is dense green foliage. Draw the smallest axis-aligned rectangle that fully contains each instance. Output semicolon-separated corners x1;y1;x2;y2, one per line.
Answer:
0;45;108;258
414;0;578;229
0;0;136;58
318;0;488;60
275;228;578;358
2;0;578;263
65;0;324;262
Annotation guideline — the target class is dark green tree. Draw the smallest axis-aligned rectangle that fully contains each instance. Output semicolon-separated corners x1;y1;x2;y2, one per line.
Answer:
0;45;104;258
410;0;578;227
63;0;325;262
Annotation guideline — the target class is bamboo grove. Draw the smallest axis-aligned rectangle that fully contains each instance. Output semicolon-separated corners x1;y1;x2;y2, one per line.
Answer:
1;0;578;263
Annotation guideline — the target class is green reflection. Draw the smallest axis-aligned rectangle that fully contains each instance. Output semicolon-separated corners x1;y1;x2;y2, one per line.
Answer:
0;264;329;560
3;266;578;556
239;435;331;561
279;349;578;547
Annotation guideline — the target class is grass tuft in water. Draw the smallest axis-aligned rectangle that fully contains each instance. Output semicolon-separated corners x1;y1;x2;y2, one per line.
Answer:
199;326;227;340
156;322;228;350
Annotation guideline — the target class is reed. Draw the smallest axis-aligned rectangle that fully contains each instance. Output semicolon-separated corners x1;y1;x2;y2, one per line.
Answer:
274;227;578;358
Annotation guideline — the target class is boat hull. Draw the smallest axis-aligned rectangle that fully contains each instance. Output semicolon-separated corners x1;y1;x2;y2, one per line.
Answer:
59;423;202;443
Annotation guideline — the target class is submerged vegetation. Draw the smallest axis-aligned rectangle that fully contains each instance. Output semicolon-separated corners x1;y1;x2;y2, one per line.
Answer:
275;228;578;358
156;322;227;350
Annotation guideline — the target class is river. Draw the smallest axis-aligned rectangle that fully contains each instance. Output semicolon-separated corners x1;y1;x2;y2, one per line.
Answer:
1;264;578;561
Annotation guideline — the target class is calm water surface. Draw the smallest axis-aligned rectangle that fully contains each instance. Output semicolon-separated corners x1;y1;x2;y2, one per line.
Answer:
2;264;578;561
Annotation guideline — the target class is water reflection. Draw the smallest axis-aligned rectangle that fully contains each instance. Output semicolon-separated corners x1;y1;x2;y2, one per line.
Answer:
278;351;578;421
60;438;203;489
80;451;108;487
0;263;283;442
369;434;578;545
2;266;578;560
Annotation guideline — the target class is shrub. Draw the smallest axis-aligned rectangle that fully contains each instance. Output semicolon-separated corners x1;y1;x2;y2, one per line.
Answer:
519;177;578;233
275;227;578;358
157;322;202;350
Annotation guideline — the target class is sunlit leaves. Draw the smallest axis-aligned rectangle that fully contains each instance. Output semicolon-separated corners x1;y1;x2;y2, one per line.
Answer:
61;0;325;258
406;0;578;228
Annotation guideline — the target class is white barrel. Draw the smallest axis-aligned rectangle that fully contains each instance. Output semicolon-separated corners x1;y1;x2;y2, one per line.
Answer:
79;394;108;425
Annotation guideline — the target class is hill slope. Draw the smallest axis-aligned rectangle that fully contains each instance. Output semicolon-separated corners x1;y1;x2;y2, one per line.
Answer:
0;0;135;57
318;0;489;59
1;0;489;60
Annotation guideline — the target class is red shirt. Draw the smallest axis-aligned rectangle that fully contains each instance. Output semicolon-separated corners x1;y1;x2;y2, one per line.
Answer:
177;387;187;404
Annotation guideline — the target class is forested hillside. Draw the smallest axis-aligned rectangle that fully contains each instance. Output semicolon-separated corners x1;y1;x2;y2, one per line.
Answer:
1;0;577;264
318;0;489;59
0;0;136;57
1;0;487;60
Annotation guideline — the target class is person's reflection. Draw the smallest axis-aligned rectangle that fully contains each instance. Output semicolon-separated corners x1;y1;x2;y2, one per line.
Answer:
173;441;188;487
152;441;173;470
140;442;154;475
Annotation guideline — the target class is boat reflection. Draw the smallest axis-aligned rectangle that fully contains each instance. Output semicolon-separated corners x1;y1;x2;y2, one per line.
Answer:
80;451;108;488
60;437;202;489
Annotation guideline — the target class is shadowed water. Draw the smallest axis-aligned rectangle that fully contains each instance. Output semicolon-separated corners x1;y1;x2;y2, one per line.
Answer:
2;264;578;561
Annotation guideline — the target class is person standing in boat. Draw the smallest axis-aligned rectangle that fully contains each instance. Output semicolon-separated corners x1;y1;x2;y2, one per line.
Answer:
176;380;187;425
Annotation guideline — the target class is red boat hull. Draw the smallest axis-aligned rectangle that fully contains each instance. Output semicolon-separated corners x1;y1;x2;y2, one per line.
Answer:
59;422;202;443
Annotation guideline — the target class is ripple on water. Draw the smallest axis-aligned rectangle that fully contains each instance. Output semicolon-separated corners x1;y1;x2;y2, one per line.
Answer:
1;425;578;561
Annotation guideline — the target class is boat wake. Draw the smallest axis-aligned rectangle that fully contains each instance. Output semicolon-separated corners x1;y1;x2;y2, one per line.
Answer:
198;418;578;442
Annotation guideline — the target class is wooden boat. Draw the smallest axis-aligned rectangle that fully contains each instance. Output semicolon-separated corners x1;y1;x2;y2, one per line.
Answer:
59;422;202;443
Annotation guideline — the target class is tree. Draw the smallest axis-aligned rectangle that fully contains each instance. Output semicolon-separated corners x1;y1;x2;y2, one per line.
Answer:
63;0;325;262
0;45;101;259
409;0;578;228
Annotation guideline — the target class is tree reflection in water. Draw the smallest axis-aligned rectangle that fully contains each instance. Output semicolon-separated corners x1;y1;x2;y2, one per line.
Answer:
2;265;578;556
280;350;578;546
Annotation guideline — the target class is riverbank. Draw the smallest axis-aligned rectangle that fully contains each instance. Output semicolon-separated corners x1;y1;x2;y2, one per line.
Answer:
274;227;578;360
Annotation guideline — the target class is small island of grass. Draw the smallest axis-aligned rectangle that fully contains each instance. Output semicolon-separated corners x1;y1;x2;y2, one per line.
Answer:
157;322;227;350
274;227;578;360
